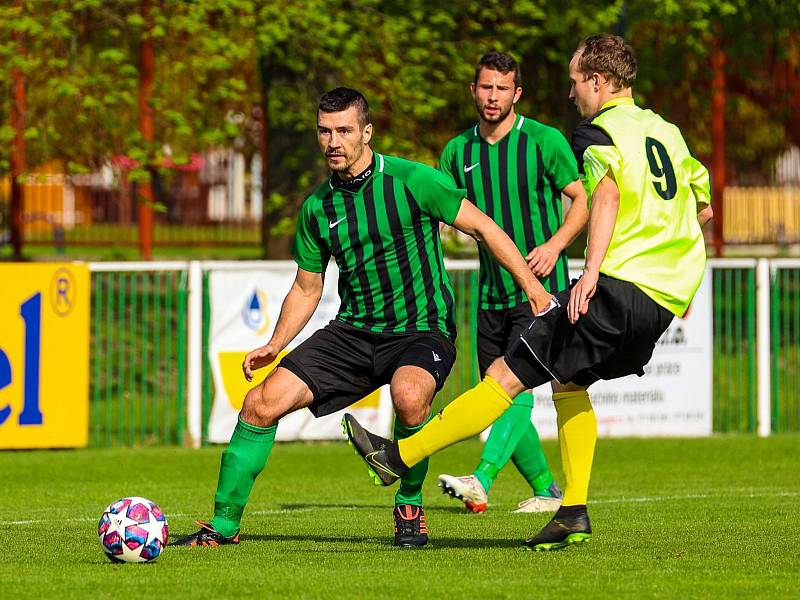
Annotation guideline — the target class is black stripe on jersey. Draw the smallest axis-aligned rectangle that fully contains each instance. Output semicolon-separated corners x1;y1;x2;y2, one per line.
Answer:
516;132;537;257
498;136;523;306
497;136;517;253
383;176;418;325
362;181;397;326
465;140;492;297
322;193;354;318
546;180;563;293
449;153;462;188
309;209;324;249
553;253;569;293
403;185;439;332
571;119;614;176
535;145;554;242
431;225;456;337
339;192;375;324
480;142;508;301
535;144;560;291
462;141;477;205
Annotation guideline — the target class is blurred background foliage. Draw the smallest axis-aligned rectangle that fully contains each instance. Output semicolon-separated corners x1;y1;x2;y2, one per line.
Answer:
0;0;797;243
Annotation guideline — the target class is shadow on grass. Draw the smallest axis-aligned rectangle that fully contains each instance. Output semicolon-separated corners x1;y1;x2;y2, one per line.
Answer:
275;502;488;515
169;503;534;550
238;533;525;549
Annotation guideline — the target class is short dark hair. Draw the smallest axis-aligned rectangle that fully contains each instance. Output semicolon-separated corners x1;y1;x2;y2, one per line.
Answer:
318;87;370;128
474;51;522;89
575;35;637;91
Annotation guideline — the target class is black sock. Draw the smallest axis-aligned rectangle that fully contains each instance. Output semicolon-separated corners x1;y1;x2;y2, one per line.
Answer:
556;504;587;518
385;440;409;473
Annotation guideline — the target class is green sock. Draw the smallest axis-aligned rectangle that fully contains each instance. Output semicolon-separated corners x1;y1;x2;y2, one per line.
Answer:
394;411;433;507
210;417;277;537
472;393;535;493
510;418;555;496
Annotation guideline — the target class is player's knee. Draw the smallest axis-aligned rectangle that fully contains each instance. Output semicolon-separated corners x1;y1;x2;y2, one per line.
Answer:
551;381;586;394
486;358;529;397
394;402;430;428
241;383;279;426
394;397;431;427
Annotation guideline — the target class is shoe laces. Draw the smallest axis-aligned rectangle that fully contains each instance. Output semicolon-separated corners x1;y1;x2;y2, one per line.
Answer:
394;506;426;535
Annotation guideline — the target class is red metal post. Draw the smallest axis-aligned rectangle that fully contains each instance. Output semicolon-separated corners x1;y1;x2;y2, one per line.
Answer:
10;0;26;260
710;36;726;257
137;0;155;259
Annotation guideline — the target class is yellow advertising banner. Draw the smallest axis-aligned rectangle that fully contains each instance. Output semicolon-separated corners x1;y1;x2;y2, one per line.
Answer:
207;266;392;442
0;263;90;448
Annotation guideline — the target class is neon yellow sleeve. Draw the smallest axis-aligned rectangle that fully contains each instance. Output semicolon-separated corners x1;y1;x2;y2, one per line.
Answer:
582;144;622;197
687;156;711;206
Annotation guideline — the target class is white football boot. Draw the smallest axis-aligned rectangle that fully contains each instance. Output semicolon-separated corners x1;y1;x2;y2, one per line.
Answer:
437;474;489;513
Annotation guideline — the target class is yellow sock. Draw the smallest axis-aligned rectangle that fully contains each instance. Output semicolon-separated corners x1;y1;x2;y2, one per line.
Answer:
553;390;596;506
399;376;513;468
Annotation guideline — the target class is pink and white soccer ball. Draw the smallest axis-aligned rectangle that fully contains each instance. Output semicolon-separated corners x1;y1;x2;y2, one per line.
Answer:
97;497;169;563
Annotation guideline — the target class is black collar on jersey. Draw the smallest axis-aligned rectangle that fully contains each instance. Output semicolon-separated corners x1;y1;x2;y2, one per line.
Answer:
330;156;376;192
581;105;615;126
571;108;615;175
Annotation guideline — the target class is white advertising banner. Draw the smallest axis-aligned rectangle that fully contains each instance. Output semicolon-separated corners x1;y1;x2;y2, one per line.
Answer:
524;269;713;438
207;265;393;443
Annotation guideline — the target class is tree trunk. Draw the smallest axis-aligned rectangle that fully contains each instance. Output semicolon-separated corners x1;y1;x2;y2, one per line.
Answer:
138;0;155;259
710;35;726;257
9;0;26;260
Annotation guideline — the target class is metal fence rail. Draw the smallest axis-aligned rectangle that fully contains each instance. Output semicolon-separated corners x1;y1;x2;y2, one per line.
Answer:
711;260;757;433
90;263;188;446
14;171;261;250
87;259;800;447
771;260;800;433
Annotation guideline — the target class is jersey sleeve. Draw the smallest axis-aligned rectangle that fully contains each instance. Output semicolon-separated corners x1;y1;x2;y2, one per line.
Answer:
438;141;459;187
291;199;329;273
686;155;711;206
542;129;580;190
572;122;621;197
582;145;622;197
411;164;466;225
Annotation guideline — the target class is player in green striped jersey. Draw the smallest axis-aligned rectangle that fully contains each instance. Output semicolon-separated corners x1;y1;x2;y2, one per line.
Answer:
174;87;552;549
436;52;589;514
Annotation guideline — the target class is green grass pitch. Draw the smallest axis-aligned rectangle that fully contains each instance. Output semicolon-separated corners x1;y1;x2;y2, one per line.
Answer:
1;436;798;598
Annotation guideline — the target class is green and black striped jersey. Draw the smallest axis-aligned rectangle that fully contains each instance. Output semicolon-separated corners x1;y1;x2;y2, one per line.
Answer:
439;114;578;309
293;152;466;340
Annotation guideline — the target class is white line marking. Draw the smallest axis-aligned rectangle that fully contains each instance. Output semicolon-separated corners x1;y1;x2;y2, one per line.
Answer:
1;491;796;526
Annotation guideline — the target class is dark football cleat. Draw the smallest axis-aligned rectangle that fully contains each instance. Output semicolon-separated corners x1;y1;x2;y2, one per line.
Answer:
393;504;428;548
522;505;592;551
170;521;240;547
342;413;407;486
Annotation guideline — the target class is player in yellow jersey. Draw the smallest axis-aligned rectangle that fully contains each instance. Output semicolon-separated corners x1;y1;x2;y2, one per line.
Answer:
343;34;714;551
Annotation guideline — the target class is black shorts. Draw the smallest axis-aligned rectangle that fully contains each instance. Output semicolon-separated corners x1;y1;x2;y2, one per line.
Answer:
476;302;534;377
279;320;457;417
504;275;675;388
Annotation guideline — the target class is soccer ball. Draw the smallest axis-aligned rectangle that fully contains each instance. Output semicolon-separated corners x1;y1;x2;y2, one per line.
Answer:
97;497;169;563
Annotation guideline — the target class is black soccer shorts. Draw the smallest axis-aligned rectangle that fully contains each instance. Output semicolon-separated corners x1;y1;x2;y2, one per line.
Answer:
476;301;535;378
504;274;675;388
279;320;456;417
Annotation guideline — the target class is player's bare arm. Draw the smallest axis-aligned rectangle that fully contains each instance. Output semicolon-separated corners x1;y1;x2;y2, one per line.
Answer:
687;154;712;229
697;203;713;228
242;267;324;381
527;179;589;277
568;174;620;324
451;199;552;312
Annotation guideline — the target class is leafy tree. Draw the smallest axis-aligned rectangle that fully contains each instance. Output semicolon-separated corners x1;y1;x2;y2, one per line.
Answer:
1;0;797;258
